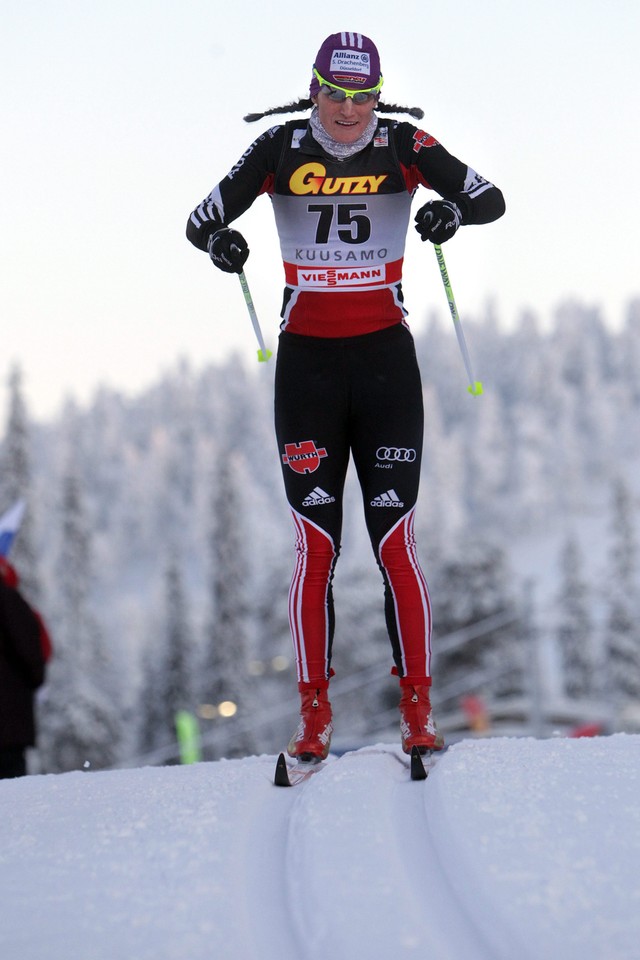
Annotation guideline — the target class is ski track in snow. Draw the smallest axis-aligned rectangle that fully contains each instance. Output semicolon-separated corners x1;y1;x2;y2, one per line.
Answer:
281;745;498;959
243;757;305;960
1;736;640;960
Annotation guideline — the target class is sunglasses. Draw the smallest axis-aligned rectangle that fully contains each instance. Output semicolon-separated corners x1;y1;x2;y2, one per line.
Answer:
313;68;383;104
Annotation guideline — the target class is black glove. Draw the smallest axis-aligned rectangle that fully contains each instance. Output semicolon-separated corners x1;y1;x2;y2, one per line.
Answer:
414;200;462;244
207;227;249;274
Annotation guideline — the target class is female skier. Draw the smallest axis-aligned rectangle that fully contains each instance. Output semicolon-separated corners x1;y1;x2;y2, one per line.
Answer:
187;31;505;761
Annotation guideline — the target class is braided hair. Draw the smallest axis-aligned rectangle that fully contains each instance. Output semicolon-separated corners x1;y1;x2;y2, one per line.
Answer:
243;98;424;123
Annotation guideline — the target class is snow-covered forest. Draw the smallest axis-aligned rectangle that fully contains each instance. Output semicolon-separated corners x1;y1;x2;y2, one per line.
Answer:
2;297;640;772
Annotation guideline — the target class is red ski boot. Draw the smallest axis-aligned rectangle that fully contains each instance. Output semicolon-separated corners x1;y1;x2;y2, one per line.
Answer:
287;681;333;763
399;678;444;755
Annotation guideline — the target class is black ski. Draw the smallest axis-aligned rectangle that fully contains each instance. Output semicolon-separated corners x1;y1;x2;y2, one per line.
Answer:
410;745;431;781
274;747;432;785
273;752;324;787
274;753;292;787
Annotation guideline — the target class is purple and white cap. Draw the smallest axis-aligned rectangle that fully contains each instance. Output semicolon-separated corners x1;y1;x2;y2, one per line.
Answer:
309;32;382;97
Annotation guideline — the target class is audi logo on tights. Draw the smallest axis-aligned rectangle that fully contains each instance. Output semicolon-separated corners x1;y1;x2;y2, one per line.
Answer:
376;447;417;462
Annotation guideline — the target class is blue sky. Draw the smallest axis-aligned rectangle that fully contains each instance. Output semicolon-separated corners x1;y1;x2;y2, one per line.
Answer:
2;0;639;421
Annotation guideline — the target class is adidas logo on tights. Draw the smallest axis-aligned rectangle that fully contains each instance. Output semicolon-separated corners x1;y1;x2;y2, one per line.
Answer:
370;489;405;508
302;487;336;507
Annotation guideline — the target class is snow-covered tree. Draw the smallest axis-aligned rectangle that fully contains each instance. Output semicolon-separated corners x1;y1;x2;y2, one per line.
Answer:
38;455;123;772
200;450;254;759
418;383;465;555
464;388;508;524
138;558;196;760
603;476;640;707
556;535;594;698
431;534;522;705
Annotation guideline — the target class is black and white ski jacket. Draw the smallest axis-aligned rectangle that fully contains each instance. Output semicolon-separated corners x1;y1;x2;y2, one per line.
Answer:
187;118;505;337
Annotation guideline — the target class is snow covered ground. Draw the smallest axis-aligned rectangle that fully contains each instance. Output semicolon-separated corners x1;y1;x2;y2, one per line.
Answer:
1;735;639;960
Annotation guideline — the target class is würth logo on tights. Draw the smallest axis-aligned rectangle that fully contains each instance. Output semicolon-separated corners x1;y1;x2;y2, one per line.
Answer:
282;441;327;474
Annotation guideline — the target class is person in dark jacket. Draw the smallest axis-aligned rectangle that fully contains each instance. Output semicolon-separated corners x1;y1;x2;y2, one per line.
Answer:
0;557;52;779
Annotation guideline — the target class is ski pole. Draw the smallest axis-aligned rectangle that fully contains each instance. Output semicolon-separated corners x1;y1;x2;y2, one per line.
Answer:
237;270;272;363
433;244;483;397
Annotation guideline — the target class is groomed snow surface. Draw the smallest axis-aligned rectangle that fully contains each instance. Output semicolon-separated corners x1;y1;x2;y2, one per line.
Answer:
1;735;639;960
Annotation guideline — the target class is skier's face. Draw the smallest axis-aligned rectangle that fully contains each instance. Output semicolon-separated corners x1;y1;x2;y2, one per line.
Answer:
313;89;377;144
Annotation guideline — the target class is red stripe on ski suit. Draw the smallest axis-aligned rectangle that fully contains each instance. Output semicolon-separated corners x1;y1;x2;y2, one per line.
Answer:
289;505;432;684
289;510;337;684
379;508;432;678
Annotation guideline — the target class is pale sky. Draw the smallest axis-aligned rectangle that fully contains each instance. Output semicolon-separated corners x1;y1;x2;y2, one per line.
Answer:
2;0;639;423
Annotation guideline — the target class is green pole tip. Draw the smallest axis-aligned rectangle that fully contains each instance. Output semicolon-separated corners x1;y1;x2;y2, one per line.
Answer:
257;349;273;363
468;381;484;397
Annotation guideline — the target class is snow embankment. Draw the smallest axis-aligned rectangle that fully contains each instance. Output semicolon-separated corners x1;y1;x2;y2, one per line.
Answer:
426;735;640;960
0;736;638;960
